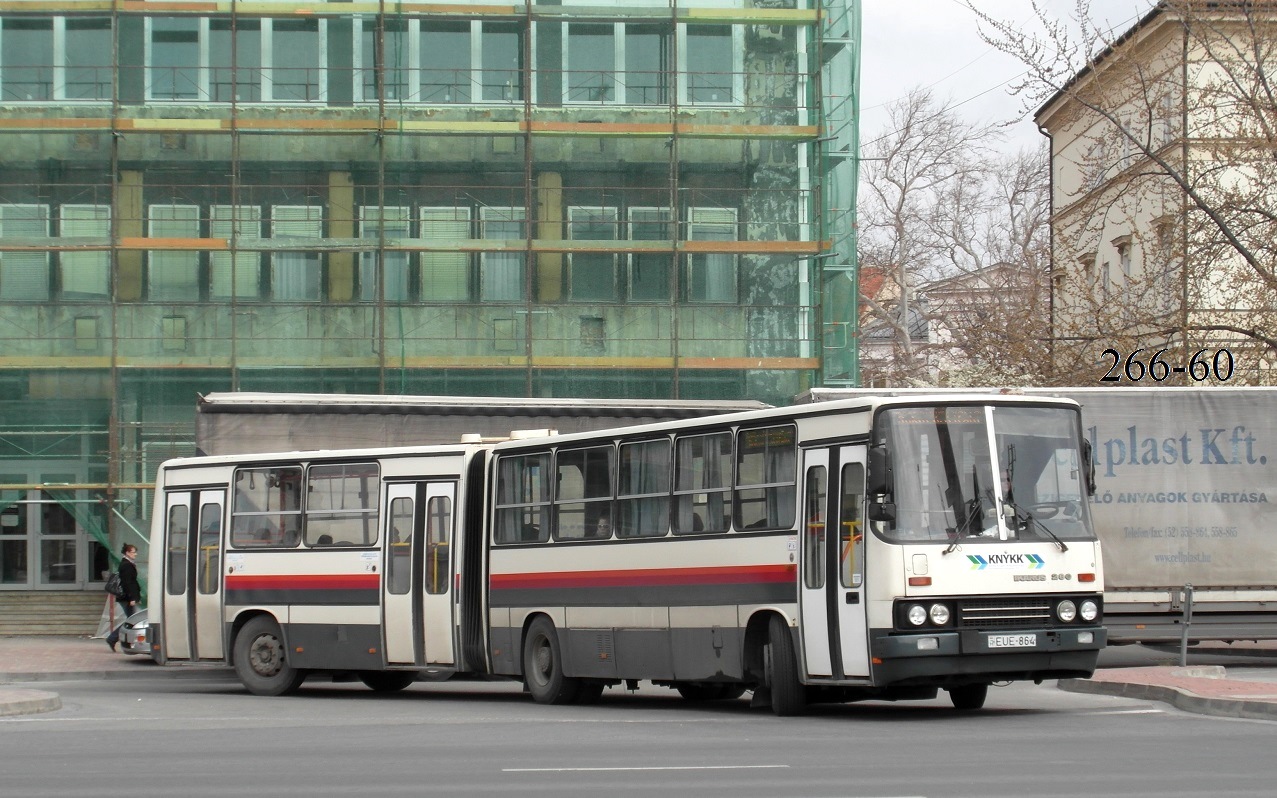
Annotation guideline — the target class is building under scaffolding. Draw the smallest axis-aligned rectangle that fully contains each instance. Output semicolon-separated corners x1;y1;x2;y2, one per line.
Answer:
0;0;860;595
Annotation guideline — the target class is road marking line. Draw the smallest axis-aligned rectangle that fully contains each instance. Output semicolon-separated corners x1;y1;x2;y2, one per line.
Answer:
1083;708;1164;715
504;764;790;773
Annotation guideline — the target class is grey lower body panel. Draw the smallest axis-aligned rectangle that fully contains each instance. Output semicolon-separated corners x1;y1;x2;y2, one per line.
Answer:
495;625;747;682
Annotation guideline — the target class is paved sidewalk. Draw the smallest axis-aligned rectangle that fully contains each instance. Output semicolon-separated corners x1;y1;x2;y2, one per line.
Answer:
4;635;1277;719
0;635;229;717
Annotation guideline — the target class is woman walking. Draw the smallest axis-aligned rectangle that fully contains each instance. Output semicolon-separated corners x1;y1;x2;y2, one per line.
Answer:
106;544;142;652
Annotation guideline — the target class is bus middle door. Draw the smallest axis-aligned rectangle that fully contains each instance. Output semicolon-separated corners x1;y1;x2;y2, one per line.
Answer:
383;482;456;666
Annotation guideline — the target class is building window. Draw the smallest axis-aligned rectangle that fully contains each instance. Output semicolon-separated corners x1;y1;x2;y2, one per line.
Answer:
420;21;472;103
270;19;325;102
1;17;53;101
625;24;669;105
358;17;409;103
59;204;110;299
210;18;262;102
64;18;112;101
480;22;522;103
271;206;323;301
360;206;412;302
686;207;738;303
210;205;262;301
421;207;471;301
568;206;618;301
683;25;738;105
479;206;525;302
565;24;616;103
148;205;200;301
148;18;202;101
0;204;50;300
1113;235;1132;284
628;207;672;302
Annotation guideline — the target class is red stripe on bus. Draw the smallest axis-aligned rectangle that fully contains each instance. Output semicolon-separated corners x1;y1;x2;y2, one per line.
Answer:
225;574;380;590
490;564;795;591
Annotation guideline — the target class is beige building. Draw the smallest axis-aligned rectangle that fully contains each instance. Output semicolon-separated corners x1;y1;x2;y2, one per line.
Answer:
1034;1;1276;385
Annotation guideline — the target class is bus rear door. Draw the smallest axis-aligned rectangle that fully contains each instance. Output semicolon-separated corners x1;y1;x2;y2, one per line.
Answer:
383;482;456;666
160;489;226;661
799;446;869;680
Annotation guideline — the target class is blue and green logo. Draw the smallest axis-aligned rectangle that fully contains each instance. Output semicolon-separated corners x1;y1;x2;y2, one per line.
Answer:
967;553;1046;570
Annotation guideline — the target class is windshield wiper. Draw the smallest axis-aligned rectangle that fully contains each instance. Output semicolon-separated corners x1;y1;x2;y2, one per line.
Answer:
943;467;988;555
1002;498;1069;552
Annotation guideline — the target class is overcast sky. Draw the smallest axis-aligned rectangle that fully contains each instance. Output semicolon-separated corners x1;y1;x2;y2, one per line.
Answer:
858;0;1156;154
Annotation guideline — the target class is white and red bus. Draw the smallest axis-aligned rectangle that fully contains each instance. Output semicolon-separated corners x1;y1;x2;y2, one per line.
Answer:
149;394;1105;713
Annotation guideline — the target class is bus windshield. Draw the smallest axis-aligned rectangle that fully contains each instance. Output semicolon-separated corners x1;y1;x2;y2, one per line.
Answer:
875;404;1094;544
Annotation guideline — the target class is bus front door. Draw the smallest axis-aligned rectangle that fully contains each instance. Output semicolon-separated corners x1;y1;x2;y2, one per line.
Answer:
799;447;870;680
160;489;226;661
383;482;456;666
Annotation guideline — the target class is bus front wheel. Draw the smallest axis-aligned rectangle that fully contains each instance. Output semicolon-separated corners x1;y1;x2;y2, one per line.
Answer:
765;615;806;716
523;617;581;704
233;616;307;696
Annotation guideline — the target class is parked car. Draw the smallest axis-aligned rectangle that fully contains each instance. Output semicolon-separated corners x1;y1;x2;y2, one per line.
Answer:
119;609;152;657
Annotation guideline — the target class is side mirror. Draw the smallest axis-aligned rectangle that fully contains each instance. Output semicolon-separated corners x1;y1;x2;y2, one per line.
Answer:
867;445;892;495
867;500;896;523
1081;439;1097;497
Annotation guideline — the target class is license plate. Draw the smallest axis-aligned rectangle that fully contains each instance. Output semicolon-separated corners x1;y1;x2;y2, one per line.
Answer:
988;633;1037;649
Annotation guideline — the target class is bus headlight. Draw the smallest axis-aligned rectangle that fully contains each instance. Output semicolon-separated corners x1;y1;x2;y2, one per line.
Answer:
906;604;928;626
929;603;951;626
1079;599;1099;622
1056;599;1077;623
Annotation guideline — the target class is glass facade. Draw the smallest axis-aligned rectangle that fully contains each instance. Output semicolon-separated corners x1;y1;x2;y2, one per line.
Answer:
0;1;854;587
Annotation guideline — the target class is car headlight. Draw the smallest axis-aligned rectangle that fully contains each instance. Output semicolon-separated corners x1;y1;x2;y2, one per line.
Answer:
1056;599;1077;623
929;603;951;626
906;604;928;626
1079;599;1099;622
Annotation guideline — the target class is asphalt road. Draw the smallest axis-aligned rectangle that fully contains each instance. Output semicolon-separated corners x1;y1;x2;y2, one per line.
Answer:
4;672;1277;798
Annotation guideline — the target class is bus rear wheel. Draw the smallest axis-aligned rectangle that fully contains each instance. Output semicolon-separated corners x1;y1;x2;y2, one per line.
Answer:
948;683;988;710
358;671;417;692
233;616;307;696
765;615;806;716
523;617;581;704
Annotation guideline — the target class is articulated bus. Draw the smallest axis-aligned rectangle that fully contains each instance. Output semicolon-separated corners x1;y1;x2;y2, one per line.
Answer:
149;395;1105;713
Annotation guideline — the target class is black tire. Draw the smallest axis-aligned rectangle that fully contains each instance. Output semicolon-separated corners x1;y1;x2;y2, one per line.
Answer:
765;615;806;716
358;671;418;692
233;616;307;696
523;617;581;704
948;683;989;710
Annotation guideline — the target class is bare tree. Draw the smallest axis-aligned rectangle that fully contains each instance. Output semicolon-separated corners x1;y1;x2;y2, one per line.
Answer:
858;90;1058;386
972;0;1277;384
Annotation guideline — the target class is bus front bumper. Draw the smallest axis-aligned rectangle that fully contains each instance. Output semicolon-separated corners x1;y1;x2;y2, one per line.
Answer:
869;626;1107;685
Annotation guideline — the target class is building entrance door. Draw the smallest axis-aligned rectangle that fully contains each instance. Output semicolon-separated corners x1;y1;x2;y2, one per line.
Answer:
0;466;95;590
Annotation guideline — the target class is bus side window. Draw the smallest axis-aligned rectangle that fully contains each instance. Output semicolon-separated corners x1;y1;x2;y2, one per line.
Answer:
803;466;826;589
840;463;864;588
426;496;451;594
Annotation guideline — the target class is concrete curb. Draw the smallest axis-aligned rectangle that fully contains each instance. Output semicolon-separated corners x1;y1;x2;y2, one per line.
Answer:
1059;675;1277;721
0;688;62;717
0;666;233;684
